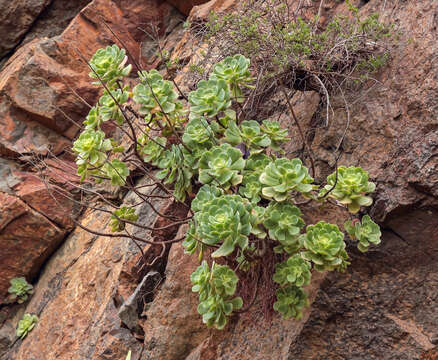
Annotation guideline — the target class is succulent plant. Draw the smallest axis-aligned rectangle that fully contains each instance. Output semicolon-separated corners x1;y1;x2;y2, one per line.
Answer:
16;314;38;339
97;89;129;125
188;79;231;118
182;117;215;157
104;159;129;186
198;144;245;189
210;54;255;102
182;220;206;258
191;260;212;300
191;261;243;329
344;215;381;252
273;285;309;320
238;173;262;203
137;135;167;166
224;120;271;154
216;109;237;130
133;69;182;117
195;194;252;257
263;202;305;254
273;255;311;287
156;144;194;201
89;44;132;87
249;205;266;239
73;129;112;180
191;184;224;213
260;120;289;151
244;153;272;176
125;350;132;360
110;206;138;232
319;166;376;213
260;158;315;201
300;221;349;272
8;277;33;304
83;106;102;130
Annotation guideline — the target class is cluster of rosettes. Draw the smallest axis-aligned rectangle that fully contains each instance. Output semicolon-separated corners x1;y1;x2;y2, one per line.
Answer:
191;261;243;329
75;46;382;329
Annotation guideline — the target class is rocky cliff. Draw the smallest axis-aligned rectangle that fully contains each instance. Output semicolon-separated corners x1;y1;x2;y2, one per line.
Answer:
0;0;437;359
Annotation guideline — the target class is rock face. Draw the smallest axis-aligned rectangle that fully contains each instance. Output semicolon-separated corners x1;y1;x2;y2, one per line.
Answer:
1;179;169;360
139;0;438;359
0;0;51;59
166;0;210;16
0;0;175;307
1;0;437;359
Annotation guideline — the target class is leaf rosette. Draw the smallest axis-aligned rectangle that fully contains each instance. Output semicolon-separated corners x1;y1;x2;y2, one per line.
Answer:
344;215;381;252
260;120;289;151
320;166;376;213
224;120;270;154
133;69;182;117
239;173;262;203
137;136;166;166
191;184;224;213
8;277;33;304
89;44;132;87
264;202;305;254
273;254;311;287
191;262;243;329
97;89;129;125
73;129;112;181
189;79;231;118
198;143;245;189
182;118;215;157
16;314;38;339
210;54;255;102
260;158;314;201
195;194;251;257
274;285;309;320
300;221;349;272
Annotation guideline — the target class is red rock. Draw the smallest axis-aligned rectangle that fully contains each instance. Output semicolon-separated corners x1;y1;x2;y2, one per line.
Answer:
0;0;51;58
166;0;210;16
0;192;65;304
0;0;176;307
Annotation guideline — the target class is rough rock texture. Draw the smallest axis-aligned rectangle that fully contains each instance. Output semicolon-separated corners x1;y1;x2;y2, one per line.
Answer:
21;0;93;47
141;226;210;360
0;0;51;59
1;179;167;360
0;192;65;304
0;0;175;306
166;0;210;16
140;0;438;359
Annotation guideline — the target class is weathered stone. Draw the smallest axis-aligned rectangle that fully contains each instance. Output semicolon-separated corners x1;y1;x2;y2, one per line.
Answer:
21;0;92;47
141;226;210;360
0;0;177;305
0;0;51;59
166;0;210;16
1;175;168;359
0;192;65;304
118;271;161;333
189;0;237;20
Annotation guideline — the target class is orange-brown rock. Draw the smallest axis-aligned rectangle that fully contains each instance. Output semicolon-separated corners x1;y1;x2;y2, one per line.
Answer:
166;0;210;16
2;178;168;360
0;192;65;304
0;0;51;59
0;0;178;309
